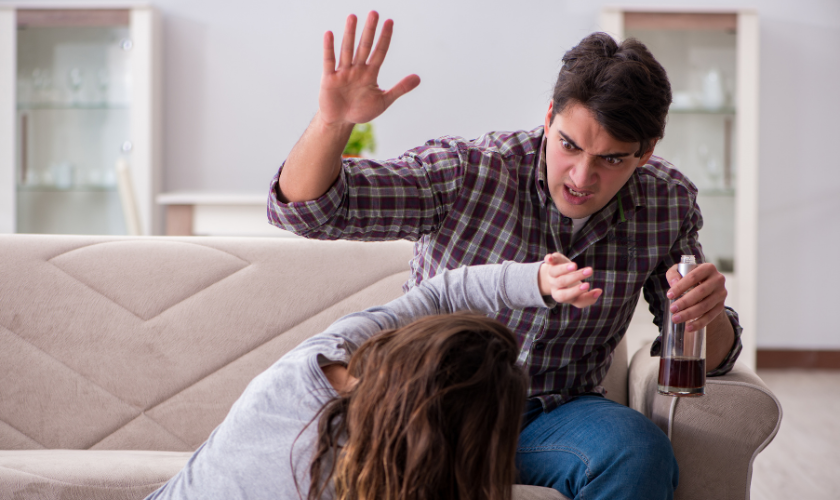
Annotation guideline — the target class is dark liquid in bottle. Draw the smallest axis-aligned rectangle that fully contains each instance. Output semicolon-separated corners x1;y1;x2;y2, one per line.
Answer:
659;357;706;392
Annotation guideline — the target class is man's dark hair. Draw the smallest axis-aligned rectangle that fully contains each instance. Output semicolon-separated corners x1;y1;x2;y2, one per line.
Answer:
551;32;672;157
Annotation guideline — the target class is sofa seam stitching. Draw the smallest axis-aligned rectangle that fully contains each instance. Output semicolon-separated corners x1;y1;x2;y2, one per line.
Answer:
0;463;169;488
140;271;411;419
0;323;144;446
0;418;45;450
87;412;193;451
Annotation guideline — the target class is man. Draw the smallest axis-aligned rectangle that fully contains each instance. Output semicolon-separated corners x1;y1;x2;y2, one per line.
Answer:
268;11;742;500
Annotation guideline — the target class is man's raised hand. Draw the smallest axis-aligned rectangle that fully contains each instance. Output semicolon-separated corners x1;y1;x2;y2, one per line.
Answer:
319;11;421;126
538;253;603;308
277;11;418;203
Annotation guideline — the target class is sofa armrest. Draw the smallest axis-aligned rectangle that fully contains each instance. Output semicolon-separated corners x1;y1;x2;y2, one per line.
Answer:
628;342;782;500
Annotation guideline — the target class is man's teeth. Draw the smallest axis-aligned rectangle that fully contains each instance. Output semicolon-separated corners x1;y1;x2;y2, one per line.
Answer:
568;187;587;197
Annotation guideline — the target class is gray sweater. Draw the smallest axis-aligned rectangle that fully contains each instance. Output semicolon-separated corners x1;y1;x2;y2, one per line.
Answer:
146;261;550;500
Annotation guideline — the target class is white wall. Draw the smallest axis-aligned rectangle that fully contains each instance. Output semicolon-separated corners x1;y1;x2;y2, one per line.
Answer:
5;0;840;349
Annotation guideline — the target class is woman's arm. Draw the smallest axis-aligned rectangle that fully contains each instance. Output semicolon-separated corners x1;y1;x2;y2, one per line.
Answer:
306;257;596;365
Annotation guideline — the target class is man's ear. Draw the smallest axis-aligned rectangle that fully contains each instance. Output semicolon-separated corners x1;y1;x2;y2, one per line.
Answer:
544;102;554;131
638;139;658;166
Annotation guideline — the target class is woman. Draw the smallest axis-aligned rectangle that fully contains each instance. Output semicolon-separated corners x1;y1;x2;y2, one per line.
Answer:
306;312;526;500
146;254;597;500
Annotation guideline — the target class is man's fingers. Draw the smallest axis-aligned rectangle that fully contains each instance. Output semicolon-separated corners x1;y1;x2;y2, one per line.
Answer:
354;11;379;65
670;272;726;317
668;263;717;299
683;276;725;309
368;18;394;68
665;265;681;293
671;285;726;325
383;74;421;107
684;303;726;332
323;31;336;74
338;14;357;69
666;266;696;299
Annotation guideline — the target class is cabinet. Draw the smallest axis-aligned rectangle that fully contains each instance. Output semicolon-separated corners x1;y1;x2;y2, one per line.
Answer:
600;8;759;369
0;7;161;235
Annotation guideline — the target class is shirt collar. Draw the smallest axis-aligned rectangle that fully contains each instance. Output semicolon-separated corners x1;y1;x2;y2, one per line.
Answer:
536;130;551;207
621;163;644;215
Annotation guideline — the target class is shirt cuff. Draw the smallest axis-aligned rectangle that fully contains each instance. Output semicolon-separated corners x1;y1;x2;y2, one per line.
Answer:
706;306;743;376
501;261;558;310
649;306;743;376
266;160;347;236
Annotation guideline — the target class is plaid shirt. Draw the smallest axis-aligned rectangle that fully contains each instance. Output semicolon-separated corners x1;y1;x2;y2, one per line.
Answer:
268;126;743;410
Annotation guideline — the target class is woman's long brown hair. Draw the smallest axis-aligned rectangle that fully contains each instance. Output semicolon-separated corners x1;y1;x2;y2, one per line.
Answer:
307;312;527;500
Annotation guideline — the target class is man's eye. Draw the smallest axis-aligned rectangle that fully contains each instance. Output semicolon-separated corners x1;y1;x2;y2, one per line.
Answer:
604;157;622;166
560;140;575;151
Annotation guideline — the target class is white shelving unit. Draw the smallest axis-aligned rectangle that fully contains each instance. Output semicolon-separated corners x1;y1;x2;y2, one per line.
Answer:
600;7;760;369
157;191;298;237
0;6;162;235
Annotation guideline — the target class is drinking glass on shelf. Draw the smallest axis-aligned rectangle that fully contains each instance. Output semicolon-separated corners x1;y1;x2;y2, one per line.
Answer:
51;161;76;189
706;157;722;190
32;68;52;103
701;68;726;110
97;68;110;104
67;68;83;104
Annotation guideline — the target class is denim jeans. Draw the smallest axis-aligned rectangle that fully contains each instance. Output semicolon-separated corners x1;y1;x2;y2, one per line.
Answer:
516;395;679;500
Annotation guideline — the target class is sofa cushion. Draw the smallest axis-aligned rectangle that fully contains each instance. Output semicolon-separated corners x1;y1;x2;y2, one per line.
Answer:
0;450;568;500
0;450;191;500
0;235;417;451
513;484;568;500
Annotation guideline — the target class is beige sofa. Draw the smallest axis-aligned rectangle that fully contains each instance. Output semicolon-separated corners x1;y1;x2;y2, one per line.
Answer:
0;234;781;500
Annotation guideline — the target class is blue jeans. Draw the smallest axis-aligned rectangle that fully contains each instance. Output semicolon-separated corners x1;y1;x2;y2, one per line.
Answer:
516;395;679;500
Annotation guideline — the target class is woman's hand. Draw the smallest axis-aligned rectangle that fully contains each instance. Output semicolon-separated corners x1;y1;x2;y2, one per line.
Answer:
538;252;603;308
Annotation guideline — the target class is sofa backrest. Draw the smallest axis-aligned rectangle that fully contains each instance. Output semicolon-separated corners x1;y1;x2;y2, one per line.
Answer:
0;234;626;452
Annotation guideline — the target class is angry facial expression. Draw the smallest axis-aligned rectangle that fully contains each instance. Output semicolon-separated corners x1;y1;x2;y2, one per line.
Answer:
543;101;655;219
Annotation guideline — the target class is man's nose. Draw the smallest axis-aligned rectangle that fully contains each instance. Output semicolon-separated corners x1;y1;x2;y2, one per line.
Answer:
570;155;597;187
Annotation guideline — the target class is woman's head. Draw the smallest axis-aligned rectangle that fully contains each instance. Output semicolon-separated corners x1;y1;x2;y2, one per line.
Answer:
309;312;528;500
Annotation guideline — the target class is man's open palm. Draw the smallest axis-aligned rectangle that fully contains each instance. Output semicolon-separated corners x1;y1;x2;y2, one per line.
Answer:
320;11;420;126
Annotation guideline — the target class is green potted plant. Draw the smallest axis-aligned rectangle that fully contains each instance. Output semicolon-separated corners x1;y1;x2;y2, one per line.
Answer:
342;123;376;158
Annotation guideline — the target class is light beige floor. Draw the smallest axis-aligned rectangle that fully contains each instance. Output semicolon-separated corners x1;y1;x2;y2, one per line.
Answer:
623;302;840;500
751;369;840;500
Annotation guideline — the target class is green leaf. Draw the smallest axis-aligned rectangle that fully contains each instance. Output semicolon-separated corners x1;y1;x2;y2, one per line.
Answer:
343;123;377;156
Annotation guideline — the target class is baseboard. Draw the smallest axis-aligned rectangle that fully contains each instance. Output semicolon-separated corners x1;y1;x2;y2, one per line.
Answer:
756;349;840;369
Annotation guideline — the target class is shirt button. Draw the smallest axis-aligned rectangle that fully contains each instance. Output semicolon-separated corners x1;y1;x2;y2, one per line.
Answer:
562;217;571;224
534;342;546;351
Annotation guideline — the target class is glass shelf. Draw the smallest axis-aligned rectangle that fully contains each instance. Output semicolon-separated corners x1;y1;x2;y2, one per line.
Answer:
17;102;129;110
669;107;736;115
698;188;736;196
626;26;738;274
12;18;134;235
17;184;116;192
16;188;125;235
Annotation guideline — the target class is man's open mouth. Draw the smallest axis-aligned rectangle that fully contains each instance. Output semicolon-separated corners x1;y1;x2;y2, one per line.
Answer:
567;186;589;197
561;184;594;206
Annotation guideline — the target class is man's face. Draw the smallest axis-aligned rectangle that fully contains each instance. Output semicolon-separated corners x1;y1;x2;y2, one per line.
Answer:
543;101;655;219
